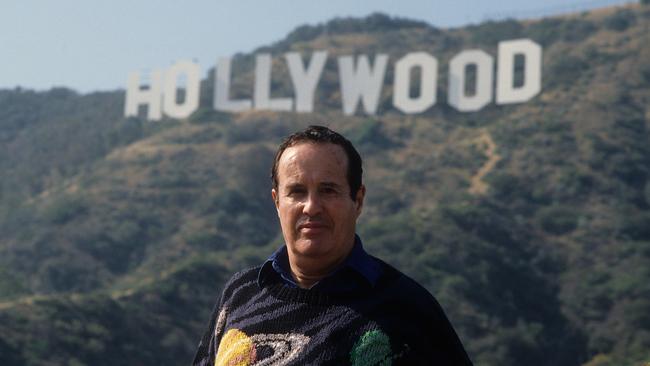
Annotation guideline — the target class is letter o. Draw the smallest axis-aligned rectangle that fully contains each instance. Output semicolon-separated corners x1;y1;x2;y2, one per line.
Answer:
393;52;437;114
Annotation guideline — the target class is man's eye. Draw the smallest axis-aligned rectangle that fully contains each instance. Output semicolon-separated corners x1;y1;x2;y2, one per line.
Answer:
321;187;338;194
288;188;306;196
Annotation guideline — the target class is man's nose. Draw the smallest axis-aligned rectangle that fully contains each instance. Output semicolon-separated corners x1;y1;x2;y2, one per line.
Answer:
302;192;323;216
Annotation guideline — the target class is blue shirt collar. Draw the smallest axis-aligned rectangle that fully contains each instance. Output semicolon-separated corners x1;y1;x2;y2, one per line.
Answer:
258;235;381;292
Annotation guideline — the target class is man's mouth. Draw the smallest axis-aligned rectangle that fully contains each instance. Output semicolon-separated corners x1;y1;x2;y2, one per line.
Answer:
298;222;328;232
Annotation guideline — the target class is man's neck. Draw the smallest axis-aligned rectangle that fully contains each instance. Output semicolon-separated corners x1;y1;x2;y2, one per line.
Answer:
289;268;324;289
287;248;352;289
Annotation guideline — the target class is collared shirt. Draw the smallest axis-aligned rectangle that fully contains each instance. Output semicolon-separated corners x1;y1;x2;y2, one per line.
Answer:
257;235;382;293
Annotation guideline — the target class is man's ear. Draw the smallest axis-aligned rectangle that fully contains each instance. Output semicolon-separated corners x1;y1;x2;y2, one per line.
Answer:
271;188;279;210
355;184;366;216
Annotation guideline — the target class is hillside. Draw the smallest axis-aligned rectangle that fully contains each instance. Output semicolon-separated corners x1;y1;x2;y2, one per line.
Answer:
1;4;650;366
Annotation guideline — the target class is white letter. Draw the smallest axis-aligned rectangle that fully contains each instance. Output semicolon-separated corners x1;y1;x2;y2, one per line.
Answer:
448;50;494;112
393;52;437;114
162;60;201;119
338;54;388;116
254;54;293;111
214;57;252;112
496;39;542;105
285;51;327;113
124;69;163;121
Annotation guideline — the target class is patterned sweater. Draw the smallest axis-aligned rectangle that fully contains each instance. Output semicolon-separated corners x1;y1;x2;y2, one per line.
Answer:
192;259;473;365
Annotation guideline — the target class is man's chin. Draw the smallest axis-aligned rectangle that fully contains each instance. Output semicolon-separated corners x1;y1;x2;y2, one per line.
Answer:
294;238;332;257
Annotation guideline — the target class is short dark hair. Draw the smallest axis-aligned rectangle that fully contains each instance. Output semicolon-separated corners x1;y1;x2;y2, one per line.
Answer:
271;125;363;200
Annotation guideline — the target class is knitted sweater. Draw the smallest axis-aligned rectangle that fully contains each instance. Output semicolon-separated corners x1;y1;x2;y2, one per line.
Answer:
192;259;473;366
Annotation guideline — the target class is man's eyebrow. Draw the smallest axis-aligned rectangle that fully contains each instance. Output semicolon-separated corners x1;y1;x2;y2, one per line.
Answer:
284;182;305;190
320;182;342;189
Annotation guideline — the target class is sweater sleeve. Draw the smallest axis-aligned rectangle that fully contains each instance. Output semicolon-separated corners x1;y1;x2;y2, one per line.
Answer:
404;289;473;366
388;272;473;365
191;293;222;366
424;295;473;365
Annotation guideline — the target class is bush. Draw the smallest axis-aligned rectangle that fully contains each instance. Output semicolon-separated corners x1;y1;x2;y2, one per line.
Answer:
42;195;87;224
488;173;536;203
546;55;588;87
345;119;394;152
536;205;579;235
34;255;103;292
188;107;231;124
0;267;27;299
604;9;636;31
0;338;23;365
527;18;563;46
224;118;290;145
528;18;597;45
470;19;523;45
619;212;650;240
560;19;598;42
183;230;225;250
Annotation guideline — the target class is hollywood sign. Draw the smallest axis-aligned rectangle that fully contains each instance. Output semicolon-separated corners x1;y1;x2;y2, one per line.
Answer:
124;39;541;121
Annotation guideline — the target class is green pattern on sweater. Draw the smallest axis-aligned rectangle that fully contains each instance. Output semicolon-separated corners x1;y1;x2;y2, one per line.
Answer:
350;329;392;366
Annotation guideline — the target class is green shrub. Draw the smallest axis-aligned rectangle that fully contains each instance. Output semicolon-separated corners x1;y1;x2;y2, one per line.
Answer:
604;9;636;31
470;19;523;45
546;55;588;87
188;107;231;124
529;18;597;45
345;119;394;151
560;19;598;42
527;18;563;46
42;195;87;224
536;205;579;235
0;267;27;299
619;212;650;240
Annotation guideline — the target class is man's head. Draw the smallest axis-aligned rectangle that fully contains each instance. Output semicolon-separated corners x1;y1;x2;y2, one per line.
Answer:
271;125;363;201
271;126;365;274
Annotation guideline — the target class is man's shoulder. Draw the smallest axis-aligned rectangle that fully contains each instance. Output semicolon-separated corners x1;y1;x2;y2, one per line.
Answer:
371;256;445;310
370;257;474;364
372;256;427;292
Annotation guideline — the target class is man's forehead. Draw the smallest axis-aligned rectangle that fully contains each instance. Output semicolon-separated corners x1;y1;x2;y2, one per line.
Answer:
279;142;348;167
277;143;349;183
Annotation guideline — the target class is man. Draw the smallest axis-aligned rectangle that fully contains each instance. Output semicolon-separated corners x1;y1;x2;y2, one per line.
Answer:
193;125;472;365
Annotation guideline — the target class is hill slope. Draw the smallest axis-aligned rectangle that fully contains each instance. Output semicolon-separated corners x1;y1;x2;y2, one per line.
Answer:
1;4;650;366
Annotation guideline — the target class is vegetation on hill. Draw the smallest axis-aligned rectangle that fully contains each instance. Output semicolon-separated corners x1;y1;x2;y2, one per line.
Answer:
1;4;650;366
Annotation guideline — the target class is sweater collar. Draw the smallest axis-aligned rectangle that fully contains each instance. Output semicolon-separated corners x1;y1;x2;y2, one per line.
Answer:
258;235;381;292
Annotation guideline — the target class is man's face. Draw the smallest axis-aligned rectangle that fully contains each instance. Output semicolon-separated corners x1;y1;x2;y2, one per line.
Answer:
272;142;364;266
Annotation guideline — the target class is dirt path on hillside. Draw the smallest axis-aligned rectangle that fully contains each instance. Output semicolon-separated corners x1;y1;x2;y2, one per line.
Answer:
469;130;501;195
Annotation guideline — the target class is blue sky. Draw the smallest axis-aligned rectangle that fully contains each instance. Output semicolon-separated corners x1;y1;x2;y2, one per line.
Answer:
0;0;632;93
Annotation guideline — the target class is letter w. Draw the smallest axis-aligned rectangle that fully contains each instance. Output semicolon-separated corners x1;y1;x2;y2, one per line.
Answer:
338;54;388;116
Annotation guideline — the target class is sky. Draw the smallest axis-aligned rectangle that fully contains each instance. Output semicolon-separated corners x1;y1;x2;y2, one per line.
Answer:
1;0;633;93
